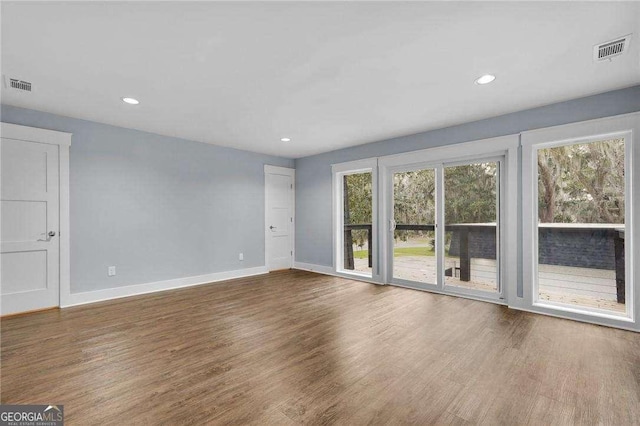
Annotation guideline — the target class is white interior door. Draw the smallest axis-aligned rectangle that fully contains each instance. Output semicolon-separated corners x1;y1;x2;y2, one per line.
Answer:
1;137;60;315
265;167;294;271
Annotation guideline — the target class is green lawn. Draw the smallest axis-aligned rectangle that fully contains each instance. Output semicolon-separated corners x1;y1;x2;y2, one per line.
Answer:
353;246;435;258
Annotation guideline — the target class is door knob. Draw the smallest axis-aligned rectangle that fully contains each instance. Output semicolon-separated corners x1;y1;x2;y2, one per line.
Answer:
269;226;276;230
37;231;56;242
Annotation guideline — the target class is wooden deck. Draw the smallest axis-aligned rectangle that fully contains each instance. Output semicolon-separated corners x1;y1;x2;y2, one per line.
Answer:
354;256;624;313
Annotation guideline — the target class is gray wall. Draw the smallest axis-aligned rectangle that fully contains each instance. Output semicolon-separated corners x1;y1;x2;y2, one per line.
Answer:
294;85;640;269
1;105;293;293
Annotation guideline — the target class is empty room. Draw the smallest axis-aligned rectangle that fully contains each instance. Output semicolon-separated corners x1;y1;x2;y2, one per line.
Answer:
1;1;639;424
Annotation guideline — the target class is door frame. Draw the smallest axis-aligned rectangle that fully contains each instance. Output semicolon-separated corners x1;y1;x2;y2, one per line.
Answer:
1;122;72;311
440;155;506;301
383;155;506;302
379;134;519;304
264;165;295;270
331;158;380;283
384;161;440;292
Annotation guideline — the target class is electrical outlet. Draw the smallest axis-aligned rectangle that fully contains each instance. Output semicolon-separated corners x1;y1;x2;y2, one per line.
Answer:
239;253;244;261
108;266;116;276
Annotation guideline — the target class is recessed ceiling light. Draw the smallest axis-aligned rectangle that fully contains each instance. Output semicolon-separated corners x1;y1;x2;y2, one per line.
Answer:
475;74;496;85
121;97;140;105
281;137;291;142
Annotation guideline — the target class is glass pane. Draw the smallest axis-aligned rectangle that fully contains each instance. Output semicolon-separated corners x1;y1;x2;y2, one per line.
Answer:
537;137;625;314
393;169;437;284
343;172;372;276
444;162;499;292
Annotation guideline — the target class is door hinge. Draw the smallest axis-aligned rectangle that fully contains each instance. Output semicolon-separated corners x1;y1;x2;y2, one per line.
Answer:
290;184;293;189
290;217;293;222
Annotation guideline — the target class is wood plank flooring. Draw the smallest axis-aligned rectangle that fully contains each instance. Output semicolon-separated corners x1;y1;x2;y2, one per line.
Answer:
1;270;639;425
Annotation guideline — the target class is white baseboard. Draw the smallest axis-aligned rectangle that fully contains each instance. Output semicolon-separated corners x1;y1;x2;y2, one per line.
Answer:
293;262;335;275
63;266;269;308
509;305;637;333
293;262;382;285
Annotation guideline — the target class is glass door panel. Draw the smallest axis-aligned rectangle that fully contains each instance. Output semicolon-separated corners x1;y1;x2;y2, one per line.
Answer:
342;172;373;277
392;169;437;284
444;161;500;293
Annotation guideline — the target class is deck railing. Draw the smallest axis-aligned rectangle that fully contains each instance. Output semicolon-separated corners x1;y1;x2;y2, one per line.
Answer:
344;223;625;302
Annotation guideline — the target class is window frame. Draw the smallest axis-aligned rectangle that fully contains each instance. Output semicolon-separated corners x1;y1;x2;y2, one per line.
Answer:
332;158;380;282
521;112;638;330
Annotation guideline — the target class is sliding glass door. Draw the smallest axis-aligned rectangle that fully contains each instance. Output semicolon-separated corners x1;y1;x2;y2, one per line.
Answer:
387;158;504;299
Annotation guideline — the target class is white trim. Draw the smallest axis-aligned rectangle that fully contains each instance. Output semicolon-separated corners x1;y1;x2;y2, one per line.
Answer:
63;266;268;308
521;112;639;331
520;111;640;146
264;164;295;176
436;165;445;288
390;280;508;306
264;164;295;271
331;157;377;174
294;262;336;276
294;262;381;285
378;134;519;168
1;122;72;311
509;305;638;333
504;139;520;307
1;122;71;147
58;143;71;307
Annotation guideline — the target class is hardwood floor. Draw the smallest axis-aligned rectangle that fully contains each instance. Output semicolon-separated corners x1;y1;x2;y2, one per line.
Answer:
1;270;639;425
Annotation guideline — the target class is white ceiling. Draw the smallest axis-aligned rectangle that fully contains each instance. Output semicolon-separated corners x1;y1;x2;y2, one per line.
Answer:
2;2;639;158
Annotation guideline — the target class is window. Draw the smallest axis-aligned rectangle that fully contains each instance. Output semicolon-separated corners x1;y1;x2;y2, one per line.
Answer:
535;136;627;315
330;113;638;331
332;159;378;279
522;112;638;329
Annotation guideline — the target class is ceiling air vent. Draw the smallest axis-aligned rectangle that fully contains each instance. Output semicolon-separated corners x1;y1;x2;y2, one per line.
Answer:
4;76;33;92
3;76;33;92
10;79;32;92
593;34;631;61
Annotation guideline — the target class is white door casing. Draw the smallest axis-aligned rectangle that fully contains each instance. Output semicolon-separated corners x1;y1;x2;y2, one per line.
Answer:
330;135;518;298
0;123;71;316
265;165;294;271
